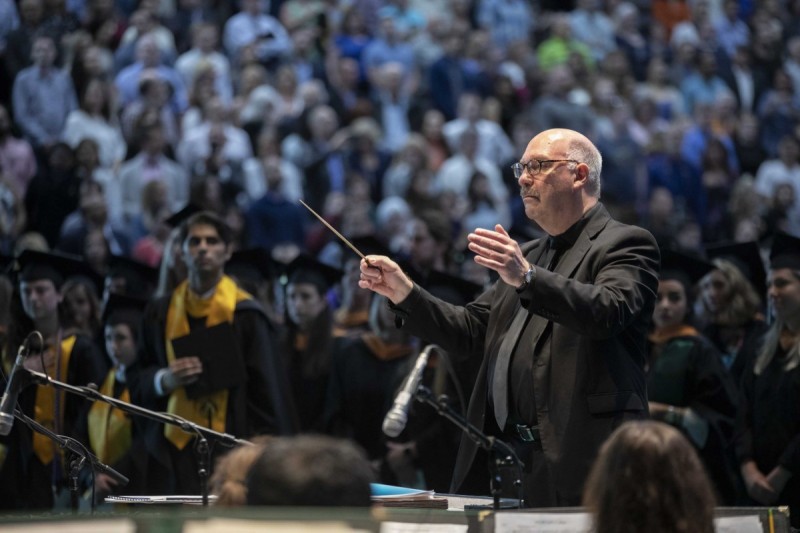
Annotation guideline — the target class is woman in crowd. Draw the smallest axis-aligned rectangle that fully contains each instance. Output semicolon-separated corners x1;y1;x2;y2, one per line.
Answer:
281;255;342;432
697;242;768;386
647;249;739;504
736;232;800;529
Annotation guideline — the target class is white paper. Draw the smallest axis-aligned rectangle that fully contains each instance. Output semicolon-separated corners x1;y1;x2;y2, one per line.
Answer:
495;512;592;533
183;520;367;532
0;520;136;533
714;515;763;533
380;523;468;533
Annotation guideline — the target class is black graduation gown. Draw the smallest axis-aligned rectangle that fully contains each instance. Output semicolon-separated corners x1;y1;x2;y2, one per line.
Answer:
736;347;800;527
323;335;412;460
127;294;295;495
0;334;106;510
647;332;740;504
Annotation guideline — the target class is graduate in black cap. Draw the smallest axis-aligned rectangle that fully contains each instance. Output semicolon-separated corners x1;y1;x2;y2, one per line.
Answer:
0;250;106;510
126;210;295;496
647;248;740;504
736;232;800;528
103;255;158;301
281;254;343;432
152;204;202;297
224;247;281;327
87;293;149;502
699;241;769;385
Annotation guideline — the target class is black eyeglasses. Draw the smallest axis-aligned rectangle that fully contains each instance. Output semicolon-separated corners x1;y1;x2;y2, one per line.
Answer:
511;159;580;179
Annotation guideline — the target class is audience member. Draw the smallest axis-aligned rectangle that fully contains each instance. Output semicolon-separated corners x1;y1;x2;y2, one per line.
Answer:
210;437;270;506
583;420;716;533
12;32;77;152
246;434;374;507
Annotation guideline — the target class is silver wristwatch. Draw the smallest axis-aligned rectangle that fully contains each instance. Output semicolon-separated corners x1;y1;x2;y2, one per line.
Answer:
516;265;535;292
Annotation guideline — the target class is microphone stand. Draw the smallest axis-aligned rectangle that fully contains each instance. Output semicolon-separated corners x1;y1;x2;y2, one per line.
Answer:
21;369;252;507
414;385;525;511
12;408;129;513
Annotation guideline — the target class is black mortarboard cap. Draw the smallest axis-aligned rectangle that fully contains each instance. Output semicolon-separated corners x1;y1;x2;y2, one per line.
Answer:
107;255;158;294
16;249;101;290
425;269;483;306
102;292;148;327
659;248;715;290
0;253;11;276
165;203;203;229
705;241;767;296
226;247;276;285
349;235;391;259
285;254;344;293
769;232;800;271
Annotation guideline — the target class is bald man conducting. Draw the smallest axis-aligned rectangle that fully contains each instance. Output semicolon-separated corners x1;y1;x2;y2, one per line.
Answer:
359;129;660;507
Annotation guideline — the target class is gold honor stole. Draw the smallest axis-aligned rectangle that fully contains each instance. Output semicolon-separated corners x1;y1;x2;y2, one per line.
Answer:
33;335;77;465
164;276;250;450
88;370;132;465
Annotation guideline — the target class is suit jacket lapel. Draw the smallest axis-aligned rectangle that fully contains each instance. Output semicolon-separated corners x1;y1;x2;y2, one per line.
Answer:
527;204;612;351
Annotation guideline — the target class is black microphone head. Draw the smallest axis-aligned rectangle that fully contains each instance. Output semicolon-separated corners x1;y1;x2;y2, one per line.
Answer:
24;331;43;354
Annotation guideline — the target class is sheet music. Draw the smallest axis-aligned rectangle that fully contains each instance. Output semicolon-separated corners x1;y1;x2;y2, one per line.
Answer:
380;523;467;533
495;512;592;533
714;516;763;533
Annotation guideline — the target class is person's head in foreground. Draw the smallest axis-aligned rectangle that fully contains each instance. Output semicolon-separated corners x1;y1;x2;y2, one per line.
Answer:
246;435;375;507
210;437;271;506
582;421;716;533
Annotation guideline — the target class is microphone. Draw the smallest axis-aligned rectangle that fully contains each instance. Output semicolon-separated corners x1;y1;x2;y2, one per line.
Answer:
0;332;40;436
382;344;436;438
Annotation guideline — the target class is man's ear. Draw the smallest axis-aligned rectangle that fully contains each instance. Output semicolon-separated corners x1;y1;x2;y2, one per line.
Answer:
224;245;233;262
573;162;589;189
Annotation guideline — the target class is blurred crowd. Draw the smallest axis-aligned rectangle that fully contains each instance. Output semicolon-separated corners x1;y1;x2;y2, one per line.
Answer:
0;0;797;270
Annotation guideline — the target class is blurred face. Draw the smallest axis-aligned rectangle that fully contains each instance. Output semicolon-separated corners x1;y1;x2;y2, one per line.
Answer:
308;107;337;140
104;323;137;367
768;268;800;322
64;285;92;329
653;279;688;329
31;37;56;67
409;219;440;267
20;279;61;321
83;80;106;112
196;25;217;52
182;223;231;278
76;140;100;167
422;110;444;139
287;282;326;329
700;269;730;314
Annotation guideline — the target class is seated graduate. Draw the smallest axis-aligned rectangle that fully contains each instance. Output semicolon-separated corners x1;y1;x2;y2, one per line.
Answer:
245;434;374;507
583;420;716;533
87;293;150;502
647;248;739;504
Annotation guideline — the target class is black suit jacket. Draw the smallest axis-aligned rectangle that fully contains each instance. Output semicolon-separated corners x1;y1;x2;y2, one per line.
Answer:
393;203;660;503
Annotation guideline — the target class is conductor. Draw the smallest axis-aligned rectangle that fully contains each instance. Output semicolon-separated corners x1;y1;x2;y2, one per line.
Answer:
359;128;660;506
